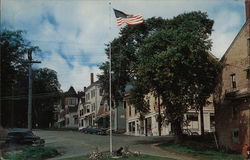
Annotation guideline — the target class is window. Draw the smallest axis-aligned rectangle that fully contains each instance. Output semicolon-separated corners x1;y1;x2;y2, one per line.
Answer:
129;122;135;133
246;69;250;80
91;90;95;98
129;105;131;116
74;117;78;124
232;106;237;119
187;113;199;121
248;38;250;55
123;101;126;109
104;103;109;112
87;106;90;113
99;89;103;96
210;113;215;127
232;128;240;144
92;103;95;112
230;73;236;89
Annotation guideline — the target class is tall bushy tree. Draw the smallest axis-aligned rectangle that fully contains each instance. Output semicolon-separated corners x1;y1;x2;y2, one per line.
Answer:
0;30;61;128
33;68;62;128
1;30;39;127
137;11;221;141
98;17;167;104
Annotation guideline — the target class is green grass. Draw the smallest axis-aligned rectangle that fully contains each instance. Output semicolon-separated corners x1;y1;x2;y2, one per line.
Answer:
64;155;176;160
159;142;245;160
3;146;59;160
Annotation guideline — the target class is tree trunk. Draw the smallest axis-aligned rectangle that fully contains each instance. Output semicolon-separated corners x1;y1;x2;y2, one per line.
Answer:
173;119;183;143
200;105;205;136
157;96;162;136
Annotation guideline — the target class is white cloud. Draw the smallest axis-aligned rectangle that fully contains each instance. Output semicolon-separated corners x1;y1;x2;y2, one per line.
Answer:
2;0;245;91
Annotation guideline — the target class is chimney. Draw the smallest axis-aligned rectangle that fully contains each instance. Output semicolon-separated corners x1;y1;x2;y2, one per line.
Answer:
246;0;250;21
90;73;94;84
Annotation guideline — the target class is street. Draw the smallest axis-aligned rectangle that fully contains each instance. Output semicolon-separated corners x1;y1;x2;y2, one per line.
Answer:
33;130;196;160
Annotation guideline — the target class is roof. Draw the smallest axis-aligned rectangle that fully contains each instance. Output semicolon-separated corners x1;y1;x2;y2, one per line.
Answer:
85;80;101;91
96;104;108;117
220;20;250;61
64;86;78;97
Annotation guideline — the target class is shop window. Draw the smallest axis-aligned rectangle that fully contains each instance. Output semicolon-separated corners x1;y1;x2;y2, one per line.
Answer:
128;122;135;133
210;113;215;128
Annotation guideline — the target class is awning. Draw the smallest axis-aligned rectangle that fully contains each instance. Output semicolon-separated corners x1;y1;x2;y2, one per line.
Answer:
94;114;109;122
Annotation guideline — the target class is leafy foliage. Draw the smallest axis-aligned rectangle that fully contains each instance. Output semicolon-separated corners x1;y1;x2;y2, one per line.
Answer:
99;11;221;141
98;17;167;105
137;11;221;140
0;30;61;128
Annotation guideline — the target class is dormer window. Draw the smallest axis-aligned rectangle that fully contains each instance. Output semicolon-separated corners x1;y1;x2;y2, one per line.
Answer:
230;73;236;89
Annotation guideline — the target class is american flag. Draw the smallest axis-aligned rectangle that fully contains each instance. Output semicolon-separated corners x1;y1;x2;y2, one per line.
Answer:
113;9;143;26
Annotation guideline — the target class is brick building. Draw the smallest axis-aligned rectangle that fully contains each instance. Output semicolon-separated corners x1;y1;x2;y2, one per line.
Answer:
215;0;250;155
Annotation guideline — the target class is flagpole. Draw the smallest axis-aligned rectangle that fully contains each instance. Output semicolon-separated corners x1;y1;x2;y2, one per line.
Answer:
109;1;113;155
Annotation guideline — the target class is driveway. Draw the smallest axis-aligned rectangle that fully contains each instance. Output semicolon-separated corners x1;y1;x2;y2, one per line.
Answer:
34;130;198;160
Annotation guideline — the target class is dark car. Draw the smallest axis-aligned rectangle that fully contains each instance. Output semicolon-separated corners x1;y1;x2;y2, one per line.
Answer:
80;126;107;135
5;130;45;146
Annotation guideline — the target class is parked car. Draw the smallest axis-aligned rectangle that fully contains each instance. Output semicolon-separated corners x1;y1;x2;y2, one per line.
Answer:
5;130;45;146
80;126;107;135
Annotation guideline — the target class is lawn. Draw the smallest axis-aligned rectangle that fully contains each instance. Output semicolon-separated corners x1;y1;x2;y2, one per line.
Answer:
64;155;176;160
2;146;59;160
158;137;245;160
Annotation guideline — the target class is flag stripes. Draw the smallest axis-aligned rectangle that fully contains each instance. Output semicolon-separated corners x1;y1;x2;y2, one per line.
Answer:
114;9;143;26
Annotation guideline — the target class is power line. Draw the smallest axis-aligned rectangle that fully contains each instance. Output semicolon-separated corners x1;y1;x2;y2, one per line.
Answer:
0;92;62;101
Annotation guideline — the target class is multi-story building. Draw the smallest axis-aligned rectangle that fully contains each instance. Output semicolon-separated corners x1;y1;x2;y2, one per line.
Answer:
124;92;171;136
64;86;79;128
79;73;103;129
77;91;85;130
125;92;215;136
215;0;250;155
183;96;215;135
95;98;126;131
56;86;79;129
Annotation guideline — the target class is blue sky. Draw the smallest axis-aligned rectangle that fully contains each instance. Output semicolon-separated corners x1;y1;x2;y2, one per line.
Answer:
1;0;245;91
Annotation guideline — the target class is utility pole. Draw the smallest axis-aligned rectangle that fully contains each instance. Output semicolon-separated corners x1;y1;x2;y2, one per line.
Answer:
27;49;41;130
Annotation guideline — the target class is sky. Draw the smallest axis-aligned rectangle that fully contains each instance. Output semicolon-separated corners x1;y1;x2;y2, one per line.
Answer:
1;0;245;92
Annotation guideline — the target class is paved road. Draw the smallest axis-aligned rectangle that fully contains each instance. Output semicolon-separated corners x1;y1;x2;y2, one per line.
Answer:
34;130;198;160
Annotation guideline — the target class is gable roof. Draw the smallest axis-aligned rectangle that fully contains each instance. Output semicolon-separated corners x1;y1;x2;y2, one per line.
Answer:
220;20;250;62
64;86;78;97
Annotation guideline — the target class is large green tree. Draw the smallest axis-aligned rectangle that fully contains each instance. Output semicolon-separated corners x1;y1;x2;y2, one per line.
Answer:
32;68;62;128
0;30;61;128
0;30;37;127
137;11;221;141
98;17;167;106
